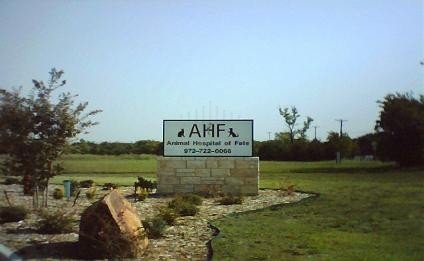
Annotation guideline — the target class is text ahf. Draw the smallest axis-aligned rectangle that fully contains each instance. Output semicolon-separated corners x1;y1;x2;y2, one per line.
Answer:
181;124;239;138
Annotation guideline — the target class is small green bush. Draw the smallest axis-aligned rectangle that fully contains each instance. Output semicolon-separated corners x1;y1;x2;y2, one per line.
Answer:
168;194;202;208
85;186;97;200
219;194;244;205
176;202;198;216
168;200;198;216
4;177;20;185
36;209;75;234
168;194;201;216
142;217;167;238
134;177;157;192
79;179;95;188
0;206;28;223
158;207;178;225
52;188;64;199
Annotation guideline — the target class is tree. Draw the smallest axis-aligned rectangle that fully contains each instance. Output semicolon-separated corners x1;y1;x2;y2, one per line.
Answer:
375;93;424;166
325;131;358;159
354;133;378;156
274;132;291;143
0;68;101;207
278;106;313;143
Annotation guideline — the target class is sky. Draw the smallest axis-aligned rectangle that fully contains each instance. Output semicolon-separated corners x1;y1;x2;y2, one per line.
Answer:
0;0;423;142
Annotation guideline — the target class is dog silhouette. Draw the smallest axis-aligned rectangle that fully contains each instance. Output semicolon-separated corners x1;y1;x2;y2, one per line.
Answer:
228;128;239;137
177;129;185;137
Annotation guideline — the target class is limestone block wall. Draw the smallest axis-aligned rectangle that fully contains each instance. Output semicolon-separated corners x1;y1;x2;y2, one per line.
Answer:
157;157;259;195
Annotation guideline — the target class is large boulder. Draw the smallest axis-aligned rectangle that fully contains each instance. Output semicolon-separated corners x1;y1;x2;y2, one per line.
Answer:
79;190;148;258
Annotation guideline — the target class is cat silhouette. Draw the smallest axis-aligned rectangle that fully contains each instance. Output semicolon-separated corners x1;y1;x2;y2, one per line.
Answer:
177;129;185;137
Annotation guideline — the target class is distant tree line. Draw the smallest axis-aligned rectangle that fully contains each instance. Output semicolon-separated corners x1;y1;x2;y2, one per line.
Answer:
254;132;373;161
68;132;373;161
67;139;163;155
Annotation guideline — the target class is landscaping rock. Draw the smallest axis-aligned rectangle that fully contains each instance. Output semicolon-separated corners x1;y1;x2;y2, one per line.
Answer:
78;189;148;258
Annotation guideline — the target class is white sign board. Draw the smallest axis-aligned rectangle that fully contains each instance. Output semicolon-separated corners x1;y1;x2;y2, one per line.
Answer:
163;120;253;157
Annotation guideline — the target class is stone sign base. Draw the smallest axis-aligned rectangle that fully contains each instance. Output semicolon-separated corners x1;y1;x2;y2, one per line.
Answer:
157;157;259;195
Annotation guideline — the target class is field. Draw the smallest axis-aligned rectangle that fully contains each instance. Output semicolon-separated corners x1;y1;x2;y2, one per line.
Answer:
50;154;157;185
51;155;424;260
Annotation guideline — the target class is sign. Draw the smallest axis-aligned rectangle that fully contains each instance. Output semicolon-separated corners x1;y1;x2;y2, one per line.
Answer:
163;120;253;157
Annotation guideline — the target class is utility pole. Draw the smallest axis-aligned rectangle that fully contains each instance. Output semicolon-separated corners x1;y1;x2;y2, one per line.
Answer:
313;126;319;140
335;119;348;137
335;119;347;164
267;132;272;140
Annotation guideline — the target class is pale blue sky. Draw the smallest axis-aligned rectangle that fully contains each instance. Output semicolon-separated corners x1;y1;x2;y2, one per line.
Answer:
0;0;423;142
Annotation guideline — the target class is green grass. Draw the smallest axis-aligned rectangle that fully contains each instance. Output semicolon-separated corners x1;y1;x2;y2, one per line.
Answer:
52;155;393;186
50;154;157;185
211;167;424;260
60;154;157;174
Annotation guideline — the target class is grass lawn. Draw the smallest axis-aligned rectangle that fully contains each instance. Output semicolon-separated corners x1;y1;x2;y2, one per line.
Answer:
50;154;157;185
211;167;424;260
52;155;393;186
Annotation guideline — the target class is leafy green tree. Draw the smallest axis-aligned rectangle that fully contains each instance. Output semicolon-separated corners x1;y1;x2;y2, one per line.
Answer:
375;93;424;166
274;132;291;143
278;106;313;143
326;132;359;159
0;69;101;207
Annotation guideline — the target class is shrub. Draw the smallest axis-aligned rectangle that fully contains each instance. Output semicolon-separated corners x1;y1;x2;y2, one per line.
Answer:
85;186;97;200
168;194;201;216
134;177;157;192
175;202;198;216
36;209;75;234
80;179;95;188
135;188;148;201
102;182;118;190
168;194;202;207
168;200;198;216
158;207;177;225
52;188;64;199
219;194;244;205
180;193;203;205
0;206;28;223
142;217;167;238
4;177;20;185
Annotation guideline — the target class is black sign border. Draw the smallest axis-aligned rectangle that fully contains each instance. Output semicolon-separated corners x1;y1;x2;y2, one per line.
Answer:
163;119;254;157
